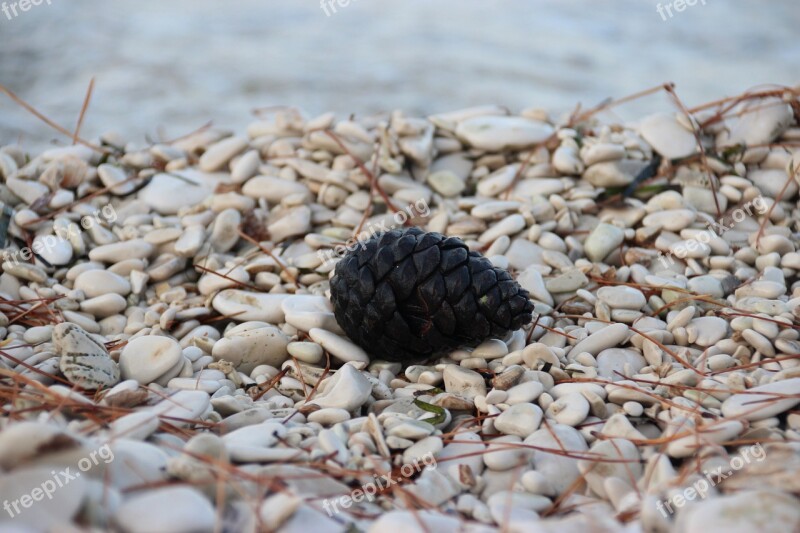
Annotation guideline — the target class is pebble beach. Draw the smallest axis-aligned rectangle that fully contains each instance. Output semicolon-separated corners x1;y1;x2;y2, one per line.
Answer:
0;85;798;532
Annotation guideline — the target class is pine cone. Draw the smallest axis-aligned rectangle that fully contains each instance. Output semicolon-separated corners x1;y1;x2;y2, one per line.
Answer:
330;227;534;363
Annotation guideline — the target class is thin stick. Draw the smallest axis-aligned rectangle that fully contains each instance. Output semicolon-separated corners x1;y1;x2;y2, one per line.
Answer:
73;77;95;146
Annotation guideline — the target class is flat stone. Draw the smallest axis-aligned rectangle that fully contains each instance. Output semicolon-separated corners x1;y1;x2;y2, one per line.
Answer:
584;223;624;262
120;335;184;385
721;378;800;421
638;112;697;159
681;490;800;533
569;323;630;357
53;322;120;390
597;286;646;310
74;269;131;298
114;486;216;533
525;424;588;495
596;348;646;381
211;290;290;323
456;116;553;151
443;365;487;400
686;316;728;347
310;363;372;411
308;327;369;364
494;403;543;437
212;321;289;373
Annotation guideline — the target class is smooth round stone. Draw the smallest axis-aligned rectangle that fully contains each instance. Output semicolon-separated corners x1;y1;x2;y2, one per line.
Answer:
721;378;800;421
686;316;729;347
596;348;647;381
494;403;543;437
544;269;588;293
89;239;155;263
597;286;646;310
642;209;696;231
0;467;87;530
231;149;260;183
211;321;289;373
427;170;465;197
749;168;798;199
281;295;341;333
582;142;626;165
577;438;641;498
6;177;49;204
550;382;607;400
736;280;787;299
478;214;526;244
33;234;73;265
443;364;487;400
402;436;443;466
0;422;79;469
569;323;630;357
623;401;644;417
208;208;242;252
242;176;310;203
197;266;249;295
718;97;793;147
483;435;530;471
211;290;290;323
681;490;800;533
97;163;136;195
472;339;508;360
308;364;372;411
505;381;545;404
80;293;128;318
113;486;215;533
517;267;554;306
53;322;120;390
167;378;223;394
174;225;206;257
308;328;369;365
222;422;287;455
306;408;350;426
584;223;624;262
138;172;218;215
477;165;519;197
198;135;248;172
546;392;590;426
108;411;160;441
583;159;649;187
525;425;588;495
438;431;485;485
665;419;745;458
687;275;725;298
74;269;131;298
638;112;697;159
120;336;183;385
287;341;324;364
369;511;464;533
455;116;553;151
150;390;211;425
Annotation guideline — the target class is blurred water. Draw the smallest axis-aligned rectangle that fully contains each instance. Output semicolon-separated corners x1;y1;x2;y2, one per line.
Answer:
0;0;798;150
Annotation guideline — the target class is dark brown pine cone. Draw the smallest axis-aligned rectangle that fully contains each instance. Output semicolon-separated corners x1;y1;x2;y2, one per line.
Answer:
329;227;534;363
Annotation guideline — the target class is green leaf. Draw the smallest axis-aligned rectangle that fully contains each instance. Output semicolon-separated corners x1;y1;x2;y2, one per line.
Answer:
413;399;447;426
